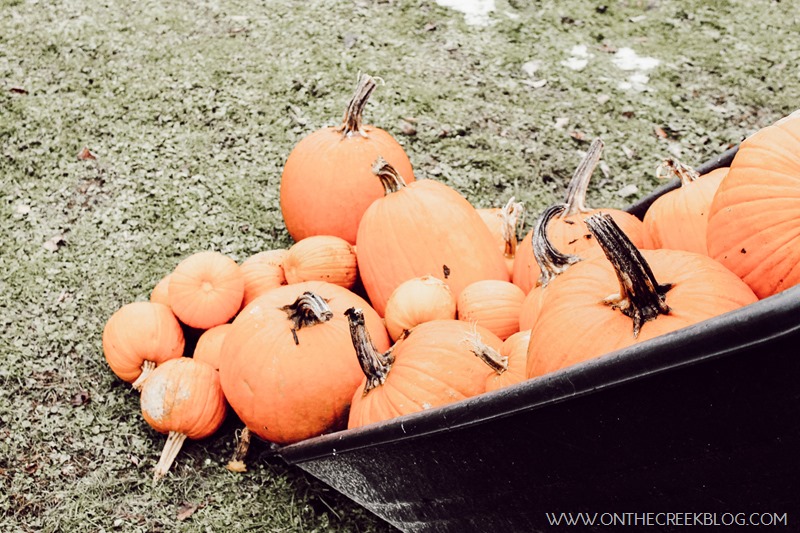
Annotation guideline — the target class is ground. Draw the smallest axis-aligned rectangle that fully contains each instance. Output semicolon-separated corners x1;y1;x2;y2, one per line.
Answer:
1;0;798;531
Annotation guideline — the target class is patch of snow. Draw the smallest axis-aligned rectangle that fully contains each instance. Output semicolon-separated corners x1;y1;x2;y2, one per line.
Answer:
435;0;496;27
612;47;660;92
562;44;592;71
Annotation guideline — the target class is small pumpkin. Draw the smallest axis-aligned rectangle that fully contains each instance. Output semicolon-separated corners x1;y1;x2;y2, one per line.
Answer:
240;250;287;309
643;159;727;254
356;157;509;316
486;329;530;393
103;301;185;390
526;213;758;379
383;275;456;341
140;357;227;482
512;139;646;293
477;197;524;276
192;323;232;371
706;113;800;298
169;251;245;329
280;73;415;244
347;311;506;429
150;274;171;307
457;279;525;340
283;235;358;289
219;283;390;444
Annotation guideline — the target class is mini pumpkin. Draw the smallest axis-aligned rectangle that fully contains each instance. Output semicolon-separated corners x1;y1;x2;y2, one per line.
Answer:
240;249;287;309
283;235;358;289
383;275;456;341
457;279;525;340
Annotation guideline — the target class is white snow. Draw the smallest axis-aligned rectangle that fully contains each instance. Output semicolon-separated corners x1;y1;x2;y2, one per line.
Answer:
435;0;496;27
562;44;591;71
612;47;660;91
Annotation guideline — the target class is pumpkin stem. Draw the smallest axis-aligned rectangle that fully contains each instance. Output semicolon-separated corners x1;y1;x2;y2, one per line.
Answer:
656;158;700;187
153;430;188;484
463;325;508;374
281;291;334;332
584;213;672;338
499;197;524;259
533;204;582;287
562;138;604;217
337;73;377;138
372;156;408;195
131;360;156;391
226;427;251;473
346;307;395;395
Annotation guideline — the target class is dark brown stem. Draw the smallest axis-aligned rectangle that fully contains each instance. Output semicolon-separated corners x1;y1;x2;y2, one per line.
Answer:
372;156;408;195
584;213;672;338
464;327;508;374
562;138;604;216
281;292;333;331
656;158;700;187
345;307;395;395
500;197;524;258
533;204;582;287
226;427;251;473
336;73;377;138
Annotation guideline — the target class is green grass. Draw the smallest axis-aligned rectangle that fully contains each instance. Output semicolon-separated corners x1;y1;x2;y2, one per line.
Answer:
1;0;798;530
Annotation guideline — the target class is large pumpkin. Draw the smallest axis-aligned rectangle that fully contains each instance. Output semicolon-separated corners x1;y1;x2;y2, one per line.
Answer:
356;157;509;316
280;73;414;245
219;282;390;444
527;213;758;378
706;113;800;298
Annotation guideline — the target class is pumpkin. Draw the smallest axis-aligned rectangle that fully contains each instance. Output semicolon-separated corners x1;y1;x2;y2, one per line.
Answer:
150;274;171;306
347;311;506;429
518;204;584;331
169;251;245;329
283;235;358;289
707;113;800;298
527;213;758;378
643;159;727;254
486;329;530;392
477;197;524;276
457;279;525;340
356;157;509;316
240;249;287;308
140;357;227;482
102;301;185;390
383;275;456;341
219;282;390;444
192;323;232;371
512;139;646;293
280;73;415;244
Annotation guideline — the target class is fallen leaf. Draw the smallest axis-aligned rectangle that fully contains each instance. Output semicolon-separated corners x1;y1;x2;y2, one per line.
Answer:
424;22;437;31
617;184;639;198
10;87;28;95
521;79;547;89
77;147;97;160
176;502;199;521
598;42;617;53
653;126;668;139
43;234;66;252
71;390;90;407
599;161;611;178
622;145;636;159
399;120;416;136
569;131;588;142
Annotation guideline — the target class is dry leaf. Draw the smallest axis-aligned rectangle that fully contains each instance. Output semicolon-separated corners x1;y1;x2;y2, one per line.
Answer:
43;234;66;252
10;87;28;95
176;502;199;521
653;126;668;139
569;131;588;142
77;147;97;160
71;390;90;407
399;120;416;136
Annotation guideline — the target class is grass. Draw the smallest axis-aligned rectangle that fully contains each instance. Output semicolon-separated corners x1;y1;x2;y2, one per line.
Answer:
1;0;798;531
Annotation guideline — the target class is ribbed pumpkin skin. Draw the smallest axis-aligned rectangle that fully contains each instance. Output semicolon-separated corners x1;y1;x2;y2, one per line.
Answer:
477;207;515;274
150;274;171;306
356;179;510;316
103;302;185;383
383;275;456;341
511;231;537;293
193;323;232;371
240;250;287;308
707;116;800;298
457;280;525;340
140;358;227;439
280;127;414;245
169;251;245;329
283;235;358;288
644;168;727;254
526;249;758;378
219;281;390;444
348;320;504;429
485;329;530;392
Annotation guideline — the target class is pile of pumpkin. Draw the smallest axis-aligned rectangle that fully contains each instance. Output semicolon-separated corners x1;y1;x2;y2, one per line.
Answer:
102;74;800;481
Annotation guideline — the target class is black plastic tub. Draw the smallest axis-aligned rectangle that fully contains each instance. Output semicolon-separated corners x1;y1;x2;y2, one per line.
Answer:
277;146;800;532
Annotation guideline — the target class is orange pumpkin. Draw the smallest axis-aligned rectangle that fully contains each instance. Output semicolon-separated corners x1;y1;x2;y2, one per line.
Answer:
707;113;800;298
383;275;456;341
457;279;525;340
150;274;171;306
643;159;727;254
240;250;287;308
140;357;227;482
356;158;509;316
527;213;758;379
280;73;415;244
192;323;232;371
486;329;530;392
103;301;185;390
347;312;506;429
169;251;245;329
512;139;645;293
477;197;524;276
219;282;390;444
283;235;358;289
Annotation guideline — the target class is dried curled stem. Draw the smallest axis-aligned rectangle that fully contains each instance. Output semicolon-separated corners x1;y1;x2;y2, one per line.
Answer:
346;307;395;395
336;73;378;138
656;158;700;187
372;156;408;195
562;138;604;216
